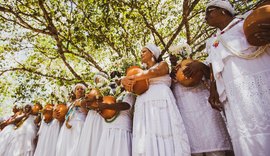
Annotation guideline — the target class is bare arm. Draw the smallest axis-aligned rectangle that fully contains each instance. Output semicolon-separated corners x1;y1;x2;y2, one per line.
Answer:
208;63;223;111
13;113;28;124
133;61;169;81
98;101;131;112
122;61;169;91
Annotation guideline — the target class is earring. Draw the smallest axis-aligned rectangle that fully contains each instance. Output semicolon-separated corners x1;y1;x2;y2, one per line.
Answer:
151;57;155;62
142;63;147;69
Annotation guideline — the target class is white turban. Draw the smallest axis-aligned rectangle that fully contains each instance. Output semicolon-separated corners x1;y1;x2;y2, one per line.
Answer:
145;43;161;60
93;72;109;82
72;83;86;92
206;0;235;15
15;102;24;108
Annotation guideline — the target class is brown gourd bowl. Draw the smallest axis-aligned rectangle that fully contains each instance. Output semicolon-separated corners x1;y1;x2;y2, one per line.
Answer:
43;104;54;123
125;66;149;95
53;103;68;122
100;96;117;119
176;59;203;87
243;4;270;46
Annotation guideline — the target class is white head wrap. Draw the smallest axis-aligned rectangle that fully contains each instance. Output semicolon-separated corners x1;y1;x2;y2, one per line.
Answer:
72;83;86;93
145;43;161;60
29;103;34;106
13;103;20;110
93;72;109;83
206;0;235;15
15;102;24;109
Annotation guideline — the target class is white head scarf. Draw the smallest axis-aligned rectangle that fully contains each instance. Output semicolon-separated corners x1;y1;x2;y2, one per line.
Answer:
93;72;109;83
72;83;86;93
27;103;34;107
206;0;235;15
15;102;24;109
145;43;161;60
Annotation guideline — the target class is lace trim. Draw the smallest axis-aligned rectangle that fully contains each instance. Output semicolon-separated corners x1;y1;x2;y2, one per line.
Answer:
224;71;270;139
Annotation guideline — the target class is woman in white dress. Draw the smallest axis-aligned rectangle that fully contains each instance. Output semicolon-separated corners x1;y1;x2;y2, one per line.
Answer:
0;105;23;156
75;73;108;156
122;43;190;156
202;0;270;155
34;110;61;156
0;105;21;130
55;83;87;156
169;54;232;156
96;91;135;156
2;104;38;156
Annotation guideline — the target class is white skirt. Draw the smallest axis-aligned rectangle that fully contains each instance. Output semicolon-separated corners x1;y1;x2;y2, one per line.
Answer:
76;110;104;156
3;115;37;156
56;118;85;156
172;83;231;153
0;124;15;156
34;119;60;156
96;128;132;156
223;70;270;156
132;84;191;156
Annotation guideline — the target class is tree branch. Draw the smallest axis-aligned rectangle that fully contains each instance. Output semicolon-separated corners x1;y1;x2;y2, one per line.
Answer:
0;67;74;81
38;0;85;84
138;10;166;47
0;6;50;35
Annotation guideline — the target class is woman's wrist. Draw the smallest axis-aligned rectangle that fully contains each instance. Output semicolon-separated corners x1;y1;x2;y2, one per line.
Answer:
201;63;210;79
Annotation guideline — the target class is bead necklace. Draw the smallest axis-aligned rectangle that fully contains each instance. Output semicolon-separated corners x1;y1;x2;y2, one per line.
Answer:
212;18;243;48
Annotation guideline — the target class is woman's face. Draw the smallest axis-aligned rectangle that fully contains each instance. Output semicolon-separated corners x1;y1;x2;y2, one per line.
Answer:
12;106;18;113
24;105;32;113
141;47;154;63
75;86;85;99
205;6;221;27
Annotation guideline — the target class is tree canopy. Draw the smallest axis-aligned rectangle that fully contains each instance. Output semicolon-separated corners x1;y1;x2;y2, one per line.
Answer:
0;0;258;115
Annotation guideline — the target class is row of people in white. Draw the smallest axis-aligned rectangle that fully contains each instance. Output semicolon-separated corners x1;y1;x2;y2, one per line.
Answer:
121;43;231;156
0;43;232;156
3;1;269;156
35;69;229;156
32;45;232;156
0;57;232;156
35;91;135;156
5;33;269;156
4;23;268;156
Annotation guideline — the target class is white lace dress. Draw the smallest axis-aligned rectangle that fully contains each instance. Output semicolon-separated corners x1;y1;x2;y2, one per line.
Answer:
76;107;104;156
206;18;270;156
55;101;86;156
132;64;191;156
34;119;60;156
0;124;16;156
2;115;37;156
96;92;135;156
172;82;231;154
